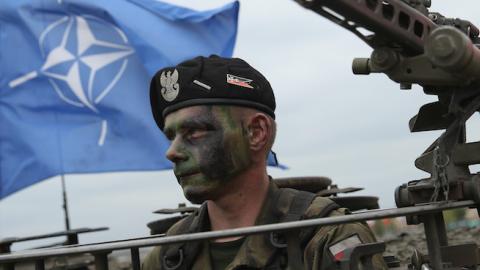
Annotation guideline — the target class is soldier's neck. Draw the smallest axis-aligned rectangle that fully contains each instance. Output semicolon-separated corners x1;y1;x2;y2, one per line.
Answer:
207;166;269;243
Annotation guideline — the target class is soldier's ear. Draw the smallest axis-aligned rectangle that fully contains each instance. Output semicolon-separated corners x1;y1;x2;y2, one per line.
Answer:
246;113;270;152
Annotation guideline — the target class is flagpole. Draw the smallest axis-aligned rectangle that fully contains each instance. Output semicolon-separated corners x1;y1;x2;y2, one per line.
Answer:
61;174;71;231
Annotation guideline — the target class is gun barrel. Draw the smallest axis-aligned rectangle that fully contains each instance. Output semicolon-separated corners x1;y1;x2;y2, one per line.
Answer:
297;0;437;55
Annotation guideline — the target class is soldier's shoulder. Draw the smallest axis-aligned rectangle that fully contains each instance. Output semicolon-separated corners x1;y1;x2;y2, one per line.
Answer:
303;196;378;249
304;196;343;218
303;198;388;269
305;196;373;237
141;215;193;270
165;214;193;235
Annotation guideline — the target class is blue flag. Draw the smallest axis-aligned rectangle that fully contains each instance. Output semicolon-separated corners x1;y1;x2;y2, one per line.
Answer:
0;0;240;199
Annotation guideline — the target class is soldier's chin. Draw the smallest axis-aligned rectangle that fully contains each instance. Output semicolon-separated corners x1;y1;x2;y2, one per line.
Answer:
183;186;209;204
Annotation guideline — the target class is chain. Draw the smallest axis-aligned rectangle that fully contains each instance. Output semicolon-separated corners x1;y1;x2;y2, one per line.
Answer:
430;146;450;202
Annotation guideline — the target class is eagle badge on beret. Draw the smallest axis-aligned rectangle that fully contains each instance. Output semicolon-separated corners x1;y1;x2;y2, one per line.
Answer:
160;69;180;102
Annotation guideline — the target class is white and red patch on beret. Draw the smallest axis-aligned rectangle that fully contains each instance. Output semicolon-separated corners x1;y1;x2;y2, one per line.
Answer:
226;74;254;89
328;234;362;261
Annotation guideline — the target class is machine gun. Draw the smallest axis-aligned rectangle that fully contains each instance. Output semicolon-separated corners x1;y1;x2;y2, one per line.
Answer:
295;0;480;268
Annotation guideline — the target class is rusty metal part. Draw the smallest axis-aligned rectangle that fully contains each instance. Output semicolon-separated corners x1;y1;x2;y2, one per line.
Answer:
273;176;332;193
153;207;198;215
316;186;363;196
330;196;380;211
296;0;437;55
153;202;198;215
147;216;185;235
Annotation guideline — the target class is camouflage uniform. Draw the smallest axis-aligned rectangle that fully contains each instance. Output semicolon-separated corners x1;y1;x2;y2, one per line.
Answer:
142;181;388;270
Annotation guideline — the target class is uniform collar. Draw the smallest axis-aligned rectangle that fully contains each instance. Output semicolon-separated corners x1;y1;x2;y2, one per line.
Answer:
190;180;289;270
225;180;287;269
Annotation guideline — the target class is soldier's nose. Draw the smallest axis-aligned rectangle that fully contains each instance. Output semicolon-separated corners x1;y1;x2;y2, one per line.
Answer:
166;139;187;163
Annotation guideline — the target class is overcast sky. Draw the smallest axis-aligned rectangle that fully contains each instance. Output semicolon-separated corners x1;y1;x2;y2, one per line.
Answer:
1;0;480;250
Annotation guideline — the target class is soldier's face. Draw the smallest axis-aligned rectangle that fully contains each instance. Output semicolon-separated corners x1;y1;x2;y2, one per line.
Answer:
163;105;252;204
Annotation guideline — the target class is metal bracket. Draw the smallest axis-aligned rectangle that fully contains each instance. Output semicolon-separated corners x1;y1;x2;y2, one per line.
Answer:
441;243;479;268
339;242;386;270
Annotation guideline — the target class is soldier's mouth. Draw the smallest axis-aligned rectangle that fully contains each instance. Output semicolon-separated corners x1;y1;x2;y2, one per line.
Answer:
176;171;201;179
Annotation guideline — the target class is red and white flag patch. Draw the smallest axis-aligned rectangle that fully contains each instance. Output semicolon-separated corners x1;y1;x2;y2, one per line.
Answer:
226;74;254;89
328;234;362;261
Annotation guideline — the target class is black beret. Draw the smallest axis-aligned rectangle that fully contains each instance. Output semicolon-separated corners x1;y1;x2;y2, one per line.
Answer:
150;55;276;130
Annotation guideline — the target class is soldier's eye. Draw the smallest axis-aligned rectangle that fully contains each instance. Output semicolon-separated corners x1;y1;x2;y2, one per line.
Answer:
186;129;208;140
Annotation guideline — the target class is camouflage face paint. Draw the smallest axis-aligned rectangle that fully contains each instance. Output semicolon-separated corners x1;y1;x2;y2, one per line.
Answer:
163;105;252;203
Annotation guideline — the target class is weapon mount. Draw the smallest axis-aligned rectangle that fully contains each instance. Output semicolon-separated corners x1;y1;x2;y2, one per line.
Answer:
296;0;480;269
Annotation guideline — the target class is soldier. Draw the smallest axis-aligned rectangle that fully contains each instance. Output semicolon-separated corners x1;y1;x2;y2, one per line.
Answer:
143;55;387;270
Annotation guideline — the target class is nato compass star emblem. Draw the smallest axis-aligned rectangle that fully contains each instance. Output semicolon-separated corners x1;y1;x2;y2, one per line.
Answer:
9;15;134;146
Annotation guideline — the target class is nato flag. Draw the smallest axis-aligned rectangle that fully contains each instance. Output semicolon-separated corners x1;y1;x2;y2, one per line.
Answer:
0;0;239;199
